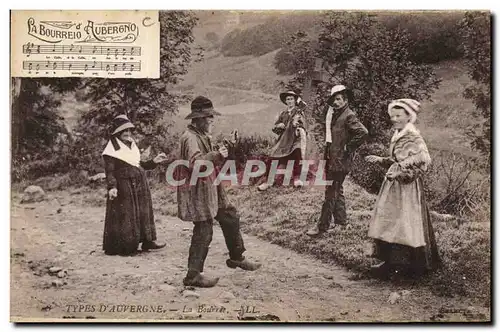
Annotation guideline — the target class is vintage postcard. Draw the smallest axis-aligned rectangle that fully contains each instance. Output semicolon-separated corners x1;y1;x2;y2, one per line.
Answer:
9;9;491;323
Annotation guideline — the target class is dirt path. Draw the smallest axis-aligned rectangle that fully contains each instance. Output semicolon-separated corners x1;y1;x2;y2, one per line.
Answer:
10;190;489;322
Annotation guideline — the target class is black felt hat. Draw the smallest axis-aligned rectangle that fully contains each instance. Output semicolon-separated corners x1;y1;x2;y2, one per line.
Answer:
185;96;221;120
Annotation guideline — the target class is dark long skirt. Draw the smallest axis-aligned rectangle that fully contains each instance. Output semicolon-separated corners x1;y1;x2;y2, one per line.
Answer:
103;166;157;255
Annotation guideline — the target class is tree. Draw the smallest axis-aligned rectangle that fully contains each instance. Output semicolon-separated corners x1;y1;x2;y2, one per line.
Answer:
73;11;201;170
459;11;491;156
11;77;81;159
275;12;441;193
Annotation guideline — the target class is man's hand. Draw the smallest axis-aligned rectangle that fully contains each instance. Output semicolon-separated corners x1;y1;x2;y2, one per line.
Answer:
108;188;118;200
365;155;383;164
153;152;169;164
276;123;286;129
218;146;228;158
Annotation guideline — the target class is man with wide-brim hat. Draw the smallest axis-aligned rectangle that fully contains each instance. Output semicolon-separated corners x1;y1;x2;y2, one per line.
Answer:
306;85;368;236
257;90;308;191
177;96;261;288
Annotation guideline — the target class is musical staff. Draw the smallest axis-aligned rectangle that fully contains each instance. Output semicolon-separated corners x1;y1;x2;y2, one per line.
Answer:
22;43;141;56
22;60;141;72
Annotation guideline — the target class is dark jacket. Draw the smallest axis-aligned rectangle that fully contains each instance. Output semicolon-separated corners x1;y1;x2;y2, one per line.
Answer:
322;105;368;173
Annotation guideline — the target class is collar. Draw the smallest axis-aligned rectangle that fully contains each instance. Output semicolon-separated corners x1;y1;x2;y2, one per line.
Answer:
390;122;419;143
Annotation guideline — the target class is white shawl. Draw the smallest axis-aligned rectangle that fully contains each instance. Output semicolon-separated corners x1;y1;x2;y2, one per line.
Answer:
102;138;140;167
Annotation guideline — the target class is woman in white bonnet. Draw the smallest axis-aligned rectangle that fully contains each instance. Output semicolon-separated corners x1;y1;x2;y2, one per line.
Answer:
365;99;441;278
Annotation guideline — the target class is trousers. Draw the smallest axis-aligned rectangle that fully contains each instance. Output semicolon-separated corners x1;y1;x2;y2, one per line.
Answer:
317;171;347;230
187;205;246;276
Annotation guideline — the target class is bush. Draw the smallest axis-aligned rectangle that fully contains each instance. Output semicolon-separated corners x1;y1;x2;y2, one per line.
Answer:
424;150;489;218
349;142;388;194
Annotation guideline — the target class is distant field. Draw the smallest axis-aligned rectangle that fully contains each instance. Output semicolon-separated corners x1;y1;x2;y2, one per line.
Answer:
177;51;478;155
58;48;478;156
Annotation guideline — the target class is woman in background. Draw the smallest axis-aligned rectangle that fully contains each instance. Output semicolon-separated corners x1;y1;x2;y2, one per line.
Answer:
365;99;441;278
102;115;168;256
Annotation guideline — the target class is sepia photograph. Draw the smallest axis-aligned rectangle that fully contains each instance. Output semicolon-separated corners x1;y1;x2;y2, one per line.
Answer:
8;8;492;323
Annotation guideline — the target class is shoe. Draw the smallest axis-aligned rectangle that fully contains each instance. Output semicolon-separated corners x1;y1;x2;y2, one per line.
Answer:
293;179;304;188
370;261;390;280
142;241;166;251
257;183;272;191
226;257;261;271
183;273;220;288
306;225;324;237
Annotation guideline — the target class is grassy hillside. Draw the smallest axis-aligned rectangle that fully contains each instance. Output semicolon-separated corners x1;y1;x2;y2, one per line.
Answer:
177;49;478;155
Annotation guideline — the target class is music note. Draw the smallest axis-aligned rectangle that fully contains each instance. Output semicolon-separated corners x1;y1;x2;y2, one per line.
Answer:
36;45;41;54
53;62;57;70
78;46;82;53
68;63;72;71
35;63;40;71
45;61;50;69
84;64;88;71
28;63;32;70
113;63;118;71
52;45;56;52
92;61;97;69
69;44;74;53
122;62;126;71
106;48;111;56
106;64;110;71
92;46;97;54
114;48;118;57
129;63;134;72
130;47;135;56
122;48;126;56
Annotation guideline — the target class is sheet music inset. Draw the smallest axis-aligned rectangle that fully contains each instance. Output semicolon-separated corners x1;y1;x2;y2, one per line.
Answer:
11;10;160;78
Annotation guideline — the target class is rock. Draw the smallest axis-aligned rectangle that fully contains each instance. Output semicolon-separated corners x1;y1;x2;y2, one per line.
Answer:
51;280;66;287
70;188;83;195
218;291;235;303
48;266;63;274
401;290;412;299
57;270;68;278
182;290;200;298
363;241;375;257
388;292;401;304
21;185;45;203
77;170;89;182
430;211;455;222
57;208;62;213
159;284;176;292
89;173;106;182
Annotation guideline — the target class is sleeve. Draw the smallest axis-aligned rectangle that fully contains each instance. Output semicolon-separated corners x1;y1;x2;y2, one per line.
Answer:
184;134;224;168
272;111;285;135
293;110;307;132
103;155;117;190
140;159;157;170
345;113;369;153
274;111;284;125
394;135;431;183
